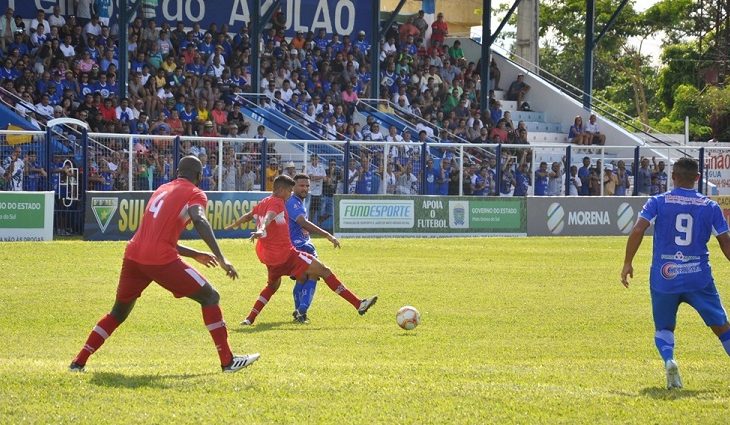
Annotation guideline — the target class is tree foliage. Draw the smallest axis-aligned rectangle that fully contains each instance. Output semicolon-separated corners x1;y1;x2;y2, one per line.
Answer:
534;0;727;140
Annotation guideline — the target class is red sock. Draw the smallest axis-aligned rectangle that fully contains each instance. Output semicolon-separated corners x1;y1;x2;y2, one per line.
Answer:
73;314;120;366
324;274;361;309
202;305;233;367
246;285;277;323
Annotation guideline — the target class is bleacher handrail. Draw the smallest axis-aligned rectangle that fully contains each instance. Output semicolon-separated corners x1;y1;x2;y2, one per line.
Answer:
487;42;680;146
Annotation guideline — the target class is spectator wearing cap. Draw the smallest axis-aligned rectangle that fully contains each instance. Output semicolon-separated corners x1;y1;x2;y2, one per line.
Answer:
201;120;218;138
603;164;618;195
353;30;370;58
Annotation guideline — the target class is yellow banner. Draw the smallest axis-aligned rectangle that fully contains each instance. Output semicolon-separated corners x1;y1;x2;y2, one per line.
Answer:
6;125;33;145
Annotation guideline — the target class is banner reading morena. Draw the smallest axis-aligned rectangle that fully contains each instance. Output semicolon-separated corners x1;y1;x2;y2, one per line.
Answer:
334;195;527;237
6;0;371;38
526;197;651;236
84;191;267;241
0;191;54;241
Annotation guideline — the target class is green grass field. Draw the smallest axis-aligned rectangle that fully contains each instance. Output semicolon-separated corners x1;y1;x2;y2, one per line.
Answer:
1;237;730;424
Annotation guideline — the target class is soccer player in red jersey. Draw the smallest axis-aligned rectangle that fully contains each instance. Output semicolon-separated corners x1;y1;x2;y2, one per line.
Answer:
227;174;377;325
69;156;259;373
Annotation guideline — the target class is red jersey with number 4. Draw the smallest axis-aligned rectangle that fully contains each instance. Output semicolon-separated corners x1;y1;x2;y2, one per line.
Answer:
252;195;293;266
125;178;208;265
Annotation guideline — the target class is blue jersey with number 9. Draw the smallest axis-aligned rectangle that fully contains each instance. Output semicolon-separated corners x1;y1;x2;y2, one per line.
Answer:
640;188;729;294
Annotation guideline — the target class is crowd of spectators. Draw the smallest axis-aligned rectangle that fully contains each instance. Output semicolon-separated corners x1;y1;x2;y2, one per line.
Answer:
0;5;653;206
0;6;538;196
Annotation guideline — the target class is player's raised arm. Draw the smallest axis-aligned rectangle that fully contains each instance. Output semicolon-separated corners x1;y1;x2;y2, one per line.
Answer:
621;217;651;287
224;210;254;230
296;215;340;248
250;210;277;241
188;204;238;280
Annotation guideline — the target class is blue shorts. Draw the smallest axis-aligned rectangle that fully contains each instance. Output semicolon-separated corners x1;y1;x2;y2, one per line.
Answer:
295;242;317;257
651;281;728;330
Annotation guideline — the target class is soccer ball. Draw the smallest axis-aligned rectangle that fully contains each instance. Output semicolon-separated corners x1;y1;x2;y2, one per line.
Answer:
396;306;420;330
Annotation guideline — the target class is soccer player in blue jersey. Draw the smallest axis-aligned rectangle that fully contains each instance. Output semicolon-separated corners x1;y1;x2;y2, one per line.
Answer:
287;173;341;323
621;157;730;389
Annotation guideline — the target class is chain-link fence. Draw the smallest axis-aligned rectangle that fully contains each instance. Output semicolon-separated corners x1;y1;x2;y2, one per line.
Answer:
4;127;727;235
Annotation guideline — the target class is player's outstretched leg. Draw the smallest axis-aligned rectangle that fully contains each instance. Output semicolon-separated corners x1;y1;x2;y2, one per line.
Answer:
304;258;377;315
242;279;281;325
709;322;730;357
69;301;133;371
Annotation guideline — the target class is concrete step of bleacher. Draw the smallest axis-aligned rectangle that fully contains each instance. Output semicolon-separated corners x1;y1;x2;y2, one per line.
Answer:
528;132;568;144
524;122;563;133
510;111;544;122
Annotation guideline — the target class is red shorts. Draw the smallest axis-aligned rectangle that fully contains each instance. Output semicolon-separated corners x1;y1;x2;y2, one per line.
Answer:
266;249;315;284
116;257;210;303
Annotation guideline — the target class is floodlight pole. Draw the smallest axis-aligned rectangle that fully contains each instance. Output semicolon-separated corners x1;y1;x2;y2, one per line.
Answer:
369;0;406;102
583;0;629;110
118;0;142;99
479;0;492;112
480;0;522;112
370;0;381;102
251;0;282;95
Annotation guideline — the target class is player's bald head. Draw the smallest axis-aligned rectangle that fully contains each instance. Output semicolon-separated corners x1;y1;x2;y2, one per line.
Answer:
178;155;202;183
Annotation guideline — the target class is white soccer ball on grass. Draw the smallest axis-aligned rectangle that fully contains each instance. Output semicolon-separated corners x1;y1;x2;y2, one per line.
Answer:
396;306;421;330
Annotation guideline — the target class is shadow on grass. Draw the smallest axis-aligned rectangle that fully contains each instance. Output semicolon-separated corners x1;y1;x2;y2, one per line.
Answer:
233;320;332;333
89;372;214;389
639;387;707;399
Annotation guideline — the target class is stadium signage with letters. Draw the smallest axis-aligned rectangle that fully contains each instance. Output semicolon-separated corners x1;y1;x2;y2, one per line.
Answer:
335;195;526;237
705;149;730;196
7;0;371;38
0;191;53;241
527;197;650;236
84;191;267;241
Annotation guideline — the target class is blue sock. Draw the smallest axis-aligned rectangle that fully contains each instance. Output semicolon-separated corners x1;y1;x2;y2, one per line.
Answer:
297;280;317;314
292;283;303;312
719;329;730;356
654;330;675;362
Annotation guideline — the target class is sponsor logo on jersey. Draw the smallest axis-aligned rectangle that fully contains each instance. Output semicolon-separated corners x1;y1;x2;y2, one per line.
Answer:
661;261;701;280
660;251;701;262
